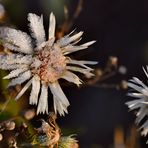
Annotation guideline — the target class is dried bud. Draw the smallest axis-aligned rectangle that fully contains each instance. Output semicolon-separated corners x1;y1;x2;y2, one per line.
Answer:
118;65;127;75
24;109;35;120
5;121;15;130
8;137;17;148
95;69;103;77
0;133;3;141
0;124;5;132
108;56;118;67
38;120;51;133
120;80;128;90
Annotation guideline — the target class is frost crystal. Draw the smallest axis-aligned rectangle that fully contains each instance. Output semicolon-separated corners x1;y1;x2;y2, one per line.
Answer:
126;66;148;140
0;12;97;116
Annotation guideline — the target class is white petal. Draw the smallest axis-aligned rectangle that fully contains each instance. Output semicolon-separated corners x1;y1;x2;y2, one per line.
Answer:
130;77;148;89
68;31;83;43
136;107;147;124
57;31;83;47
68;59;98;70
63;40;96;55
1;27;33;54
3;68;28;79
3;43;23;53
61;71;82;86
128;82;144;94
128;78;148;96
53;96;68;116
0;63;27;70
15;78;32;100
66;66;94;78
125;99;144;109
37;84;48;114
28;13;46;48
63;45;87;55
81;40;96;47
48;12;56;40
8;70;32;87
71;37;82;45
141;101;148;104
127;92;145;98
143;66;148;78
49;81;70;116
141;119;148;130
141;128;148;137
0;54;32;65
71;60;98;65
29;76;40;105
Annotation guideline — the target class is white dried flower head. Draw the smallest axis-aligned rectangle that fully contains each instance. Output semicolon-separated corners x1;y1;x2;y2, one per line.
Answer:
126;66;148;141
0;13;97;116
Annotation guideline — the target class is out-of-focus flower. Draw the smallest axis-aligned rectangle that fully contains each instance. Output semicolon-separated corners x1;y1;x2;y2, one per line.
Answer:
0;13;97;116
126;66;148;140
5;121;15;130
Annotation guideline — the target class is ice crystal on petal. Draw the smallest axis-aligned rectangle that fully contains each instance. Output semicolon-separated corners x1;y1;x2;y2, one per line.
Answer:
126;66;148;140
0;27;33;54
0;12;97;116
28;13;45;47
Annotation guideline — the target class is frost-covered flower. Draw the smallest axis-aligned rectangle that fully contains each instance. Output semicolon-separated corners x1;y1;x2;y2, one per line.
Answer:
126;66;148;139
0;13;97;116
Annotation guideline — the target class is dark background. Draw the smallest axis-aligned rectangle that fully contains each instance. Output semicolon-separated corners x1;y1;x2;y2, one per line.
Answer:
2;0;148;147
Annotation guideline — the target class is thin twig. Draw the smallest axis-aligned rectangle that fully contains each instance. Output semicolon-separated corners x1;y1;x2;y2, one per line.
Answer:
0;97;11;114
58;0;84;37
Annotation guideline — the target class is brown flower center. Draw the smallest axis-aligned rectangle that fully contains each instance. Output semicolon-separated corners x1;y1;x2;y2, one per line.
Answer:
32;44;66;83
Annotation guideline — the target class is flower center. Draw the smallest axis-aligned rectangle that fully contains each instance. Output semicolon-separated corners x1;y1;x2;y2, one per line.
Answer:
32;43;66;83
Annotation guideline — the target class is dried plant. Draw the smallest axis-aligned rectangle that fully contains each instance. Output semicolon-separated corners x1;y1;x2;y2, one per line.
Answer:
126;66;148;143
0;12;97;116
0;0;147;147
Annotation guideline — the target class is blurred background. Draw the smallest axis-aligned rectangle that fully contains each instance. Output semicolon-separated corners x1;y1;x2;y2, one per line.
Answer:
0;0;148;147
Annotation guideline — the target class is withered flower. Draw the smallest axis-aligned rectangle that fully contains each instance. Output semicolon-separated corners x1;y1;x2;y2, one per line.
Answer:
126;66;148;139
0;13;97;116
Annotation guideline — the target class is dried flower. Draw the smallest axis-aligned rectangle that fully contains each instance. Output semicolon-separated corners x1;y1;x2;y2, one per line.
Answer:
126;66;148;140
24;109;35;120
120;80;128;90
34;118;60;147
118;65;127;75
8;137;18;148
5;121;15;130
0;13;97;116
